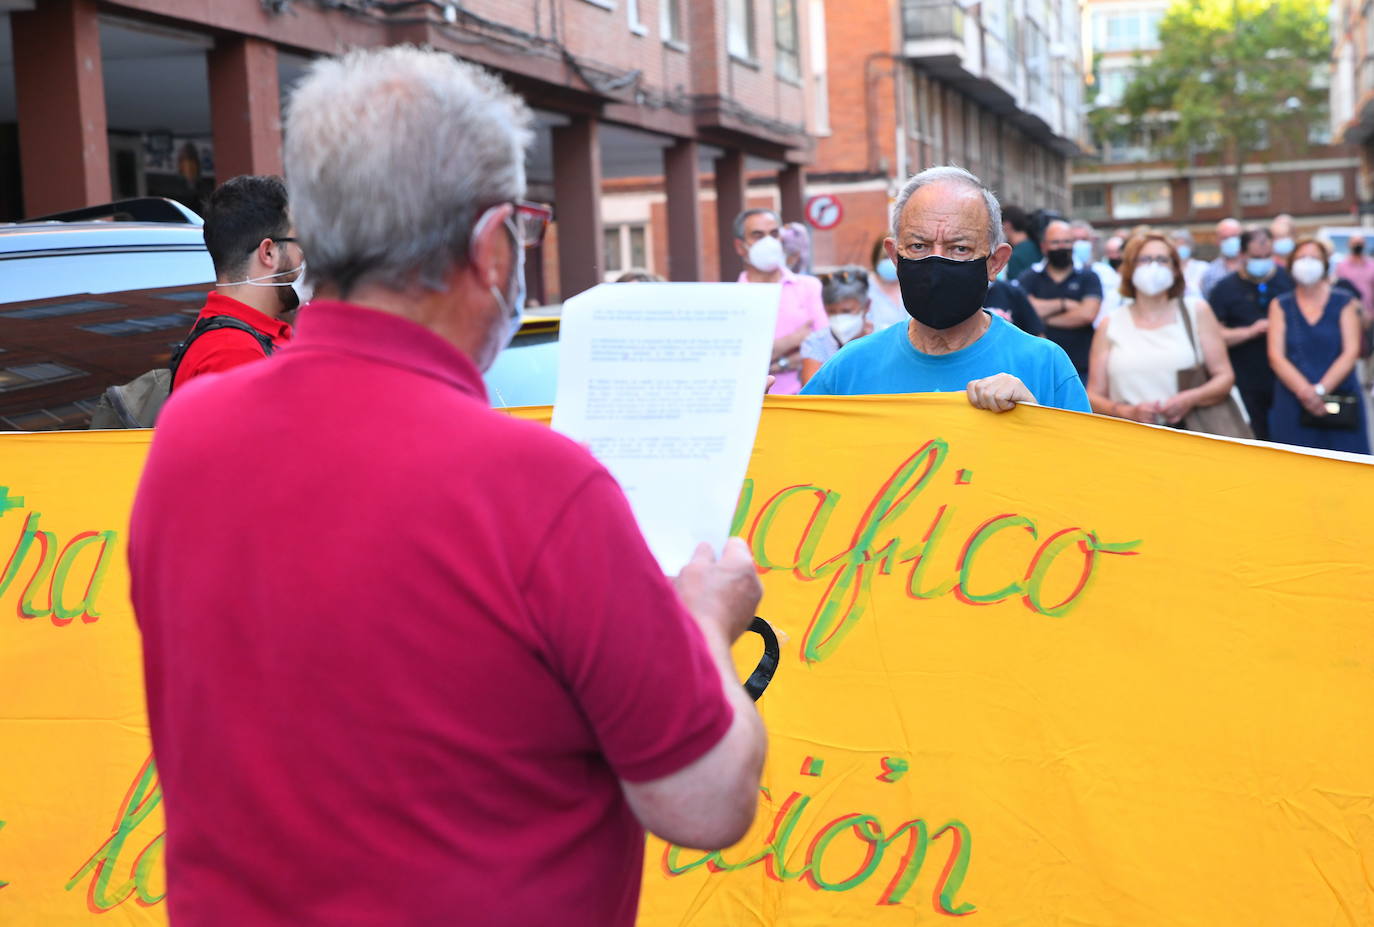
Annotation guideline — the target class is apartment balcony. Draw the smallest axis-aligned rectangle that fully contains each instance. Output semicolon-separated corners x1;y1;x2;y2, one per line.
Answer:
900;0;1086;155
901;0;983;87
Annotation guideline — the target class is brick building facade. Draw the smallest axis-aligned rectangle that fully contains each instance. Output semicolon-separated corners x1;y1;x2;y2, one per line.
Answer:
0;0;815;303
600;0;1089;282
804;0;1088;270
1075;0;1359;248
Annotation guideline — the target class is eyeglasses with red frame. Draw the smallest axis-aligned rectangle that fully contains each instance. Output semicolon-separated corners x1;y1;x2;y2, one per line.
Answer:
511;200;553;250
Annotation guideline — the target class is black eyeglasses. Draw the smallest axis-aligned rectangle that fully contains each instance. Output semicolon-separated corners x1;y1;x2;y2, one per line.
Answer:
245;237;298;254
818;268;869;286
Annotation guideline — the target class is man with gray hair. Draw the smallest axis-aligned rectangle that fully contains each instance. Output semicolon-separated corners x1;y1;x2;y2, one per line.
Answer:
801;166;1089;412
129;46;766;926
1201;216;1244;299
731;207;827;394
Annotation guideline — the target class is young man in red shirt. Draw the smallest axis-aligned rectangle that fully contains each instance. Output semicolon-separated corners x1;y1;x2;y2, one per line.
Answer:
171;175;304;389
130;47;767;926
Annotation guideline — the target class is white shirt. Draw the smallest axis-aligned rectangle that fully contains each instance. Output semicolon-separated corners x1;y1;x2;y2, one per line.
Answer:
1104;299;1199;405
1089;260;1120;327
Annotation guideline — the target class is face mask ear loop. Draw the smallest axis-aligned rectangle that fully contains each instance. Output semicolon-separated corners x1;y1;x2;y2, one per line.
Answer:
224;239;302;288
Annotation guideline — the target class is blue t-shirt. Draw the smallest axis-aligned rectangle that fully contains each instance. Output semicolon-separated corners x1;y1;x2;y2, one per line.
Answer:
799;311;1091;412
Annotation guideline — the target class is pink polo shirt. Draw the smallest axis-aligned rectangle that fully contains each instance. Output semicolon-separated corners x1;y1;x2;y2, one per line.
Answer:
129;301;733;927
1336;255;1374;309
738;267;828;394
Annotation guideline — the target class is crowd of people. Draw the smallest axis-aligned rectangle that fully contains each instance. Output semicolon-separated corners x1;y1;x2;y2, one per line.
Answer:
762;193;1374;456
121;44;1374;927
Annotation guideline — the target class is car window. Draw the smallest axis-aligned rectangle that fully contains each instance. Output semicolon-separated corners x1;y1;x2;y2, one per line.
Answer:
1;250;214;303
485;330;558;408
0;239;559;430
0;281;212;431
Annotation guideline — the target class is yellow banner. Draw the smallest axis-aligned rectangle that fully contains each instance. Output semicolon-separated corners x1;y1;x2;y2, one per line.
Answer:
3;397;1373;925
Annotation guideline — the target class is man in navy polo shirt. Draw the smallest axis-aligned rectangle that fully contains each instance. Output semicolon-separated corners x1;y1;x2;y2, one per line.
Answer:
130;46;767;927
1016;219;1103;380
1208;227;1295;440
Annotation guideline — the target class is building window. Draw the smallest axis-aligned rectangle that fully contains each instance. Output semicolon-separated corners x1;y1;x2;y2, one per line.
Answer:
1096;67;1133;105
728;0;756;59
0;299;120;320
1191;179;1224;210
0;362;85;392
1095;9;1163;52
1111;181;1171;220
603;224;649;279
1311;172;1346;202
661;0;684;44
1102;125;1151;164
775;0;801;80
1239;177;1270;206
913;71;945;164
965;98;981;167
1308;104;1334;145
809;0;830;134
627;0;647;34
1072;185;1108;221
904;67;919;139
79;312;193;336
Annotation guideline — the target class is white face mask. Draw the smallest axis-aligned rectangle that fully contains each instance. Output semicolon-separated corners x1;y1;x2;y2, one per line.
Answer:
747;235;786;273
1291;256;1327;287
1131;262;1175;297
290;262;313;307
224;256;307;313
829;312;865;344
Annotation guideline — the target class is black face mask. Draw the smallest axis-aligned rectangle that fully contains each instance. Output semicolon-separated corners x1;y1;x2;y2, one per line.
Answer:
1108;257;1123;271
1046;248;1073;269
896;255;990;330
1353;243;1365;256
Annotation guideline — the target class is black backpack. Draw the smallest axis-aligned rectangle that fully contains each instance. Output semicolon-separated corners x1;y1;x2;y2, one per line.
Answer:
88;316;276;429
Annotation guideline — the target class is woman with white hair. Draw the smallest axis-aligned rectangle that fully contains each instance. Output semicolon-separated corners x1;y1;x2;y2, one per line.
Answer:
780;221;812;275
799;266;874;386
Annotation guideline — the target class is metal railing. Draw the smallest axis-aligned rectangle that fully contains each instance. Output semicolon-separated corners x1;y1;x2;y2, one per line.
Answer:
902;0;965;41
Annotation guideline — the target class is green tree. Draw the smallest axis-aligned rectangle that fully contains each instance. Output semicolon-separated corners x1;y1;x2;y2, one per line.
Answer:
1117;0;1330;216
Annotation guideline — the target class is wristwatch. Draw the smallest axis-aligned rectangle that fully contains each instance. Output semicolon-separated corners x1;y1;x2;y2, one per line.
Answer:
777;356;790;371
1314;383;1327;397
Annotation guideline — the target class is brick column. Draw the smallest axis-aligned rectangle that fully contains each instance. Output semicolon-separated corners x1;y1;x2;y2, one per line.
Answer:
714;149;747;281
663;139;703;281
552;116;605;298
11;0;110;216
778;164;806;225
209;36;284;180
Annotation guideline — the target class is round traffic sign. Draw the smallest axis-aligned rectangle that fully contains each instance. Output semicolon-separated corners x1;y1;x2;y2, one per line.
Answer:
805;194;843;231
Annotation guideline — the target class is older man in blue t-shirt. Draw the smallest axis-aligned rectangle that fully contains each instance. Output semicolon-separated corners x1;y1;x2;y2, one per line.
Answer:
801;166;1089;414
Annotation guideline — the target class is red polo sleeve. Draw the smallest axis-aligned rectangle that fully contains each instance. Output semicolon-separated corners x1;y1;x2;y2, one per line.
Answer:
521;470;734;783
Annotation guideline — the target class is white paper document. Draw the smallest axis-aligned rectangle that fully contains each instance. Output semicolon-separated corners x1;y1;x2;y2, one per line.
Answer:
551;282;780;574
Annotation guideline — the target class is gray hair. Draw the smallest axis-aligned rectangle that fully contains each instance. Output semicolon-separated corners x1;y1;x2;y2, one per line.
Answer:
890;165;1004;250
284;46;533;295
1069;219;1096;237
820;267;870;306
733;208;779;241
1169;227;1195;245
